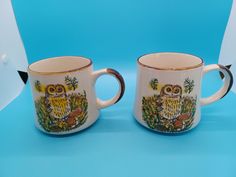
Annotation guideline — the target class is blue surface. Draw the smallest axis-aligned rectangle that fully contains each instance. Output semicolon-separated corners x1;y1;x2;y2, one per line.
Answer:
1;0;236;177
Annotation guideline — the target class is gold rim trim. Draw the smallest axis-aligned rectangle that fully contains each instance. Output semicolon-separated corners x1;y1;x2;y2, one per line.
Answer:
137;52;204;71
28;56;93;75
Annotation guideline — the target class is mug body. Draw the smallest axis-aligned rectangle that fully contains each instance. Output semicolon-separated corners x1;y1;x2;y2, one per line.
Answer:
134;53;203;133
28;56;99;135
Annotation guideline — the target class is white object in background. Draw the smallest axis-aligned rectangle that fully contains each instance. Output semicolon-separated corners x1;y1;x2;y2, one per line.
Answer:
0;0;28;110
219;0;236;93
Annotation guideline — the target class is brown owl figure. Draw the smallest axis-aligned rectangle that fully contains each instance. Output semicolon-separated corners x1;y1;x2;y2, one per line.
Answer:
159;84;182;120
45;84;71;119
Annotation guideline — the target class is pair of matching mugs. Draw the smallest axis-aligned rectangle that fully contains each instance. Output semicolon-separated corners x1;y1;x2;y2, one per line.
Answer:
28;52;233;135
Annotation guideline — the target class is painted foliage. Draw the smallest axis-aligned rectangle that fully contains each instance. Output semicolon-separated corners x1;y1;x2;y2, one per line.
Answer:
142;78;197;132
34;76;88;132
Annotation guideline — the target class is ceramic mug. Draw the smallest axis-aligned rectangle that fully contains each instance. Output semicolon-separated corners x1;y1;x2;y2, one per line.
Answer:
134;52;233;133
28;56;125;135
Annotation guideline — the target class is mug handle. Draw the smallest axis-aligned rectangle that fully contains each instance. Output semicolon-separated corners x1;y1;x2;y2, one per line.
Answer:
200;64;233;106
92;68;125;109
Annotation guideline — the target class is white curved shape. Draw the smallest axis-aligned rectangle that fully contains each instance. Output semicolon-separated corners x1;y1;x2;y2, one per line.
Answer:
0;0;28;110
219;0;236;93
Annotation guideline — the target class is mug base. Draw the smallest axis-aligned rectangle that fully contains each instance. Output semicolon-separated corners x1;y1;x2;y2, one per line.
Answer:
133;113;199;134
35;114;100;135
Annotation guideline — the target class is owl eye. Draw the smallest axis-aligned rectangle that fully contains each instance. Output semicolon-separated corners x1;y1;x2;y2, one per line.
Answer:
47;85;55;94
165;86;172;93
56;85;64;94
173;88;180;94
173;86;182;95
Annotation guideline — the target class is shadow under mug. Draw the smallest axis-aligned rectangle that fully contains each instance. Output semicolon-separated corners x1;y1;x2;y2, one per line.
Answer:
133;52;233;133
28;56;125;135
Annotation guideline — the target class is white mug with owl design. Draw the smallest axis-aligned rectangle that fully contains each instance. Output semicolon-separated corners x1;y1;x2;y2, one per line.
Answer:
28;56;125;135
134;52;233;133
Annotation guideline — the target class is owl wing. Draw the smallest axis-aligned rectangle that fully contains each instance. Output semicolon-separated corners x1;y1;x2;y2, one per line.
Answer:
65;98;71;115
156;95;163;112
45;97;53;113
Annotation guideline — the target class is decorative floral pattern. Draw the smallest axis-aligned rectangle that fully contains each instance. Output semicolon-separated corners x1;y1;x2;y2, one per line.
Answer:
33;77;88;132
184;78;195;94
65;76;79;91
142;78;197;133
149;78;159;90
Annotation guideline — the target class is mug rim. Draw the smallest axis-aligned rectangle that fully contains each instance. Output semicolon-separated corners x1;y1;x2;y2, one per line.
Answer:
137;52;204;70
28;56;93;75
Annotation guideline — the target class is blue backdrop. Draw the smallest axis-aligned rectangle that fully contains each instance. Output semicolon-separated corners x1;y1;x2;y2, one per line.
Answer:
13;0;232;68
0;0;235;177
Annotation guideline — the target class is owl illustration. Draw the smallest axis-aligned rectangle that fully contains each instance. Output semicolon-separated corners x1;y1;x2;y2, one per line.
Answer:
159;84;182;120
45;84;71;119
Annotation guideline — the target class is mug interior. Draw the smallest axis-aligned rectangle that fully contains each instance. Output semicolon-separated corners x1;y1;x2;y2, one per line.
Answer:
138;52;203;70
28;56;92;74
